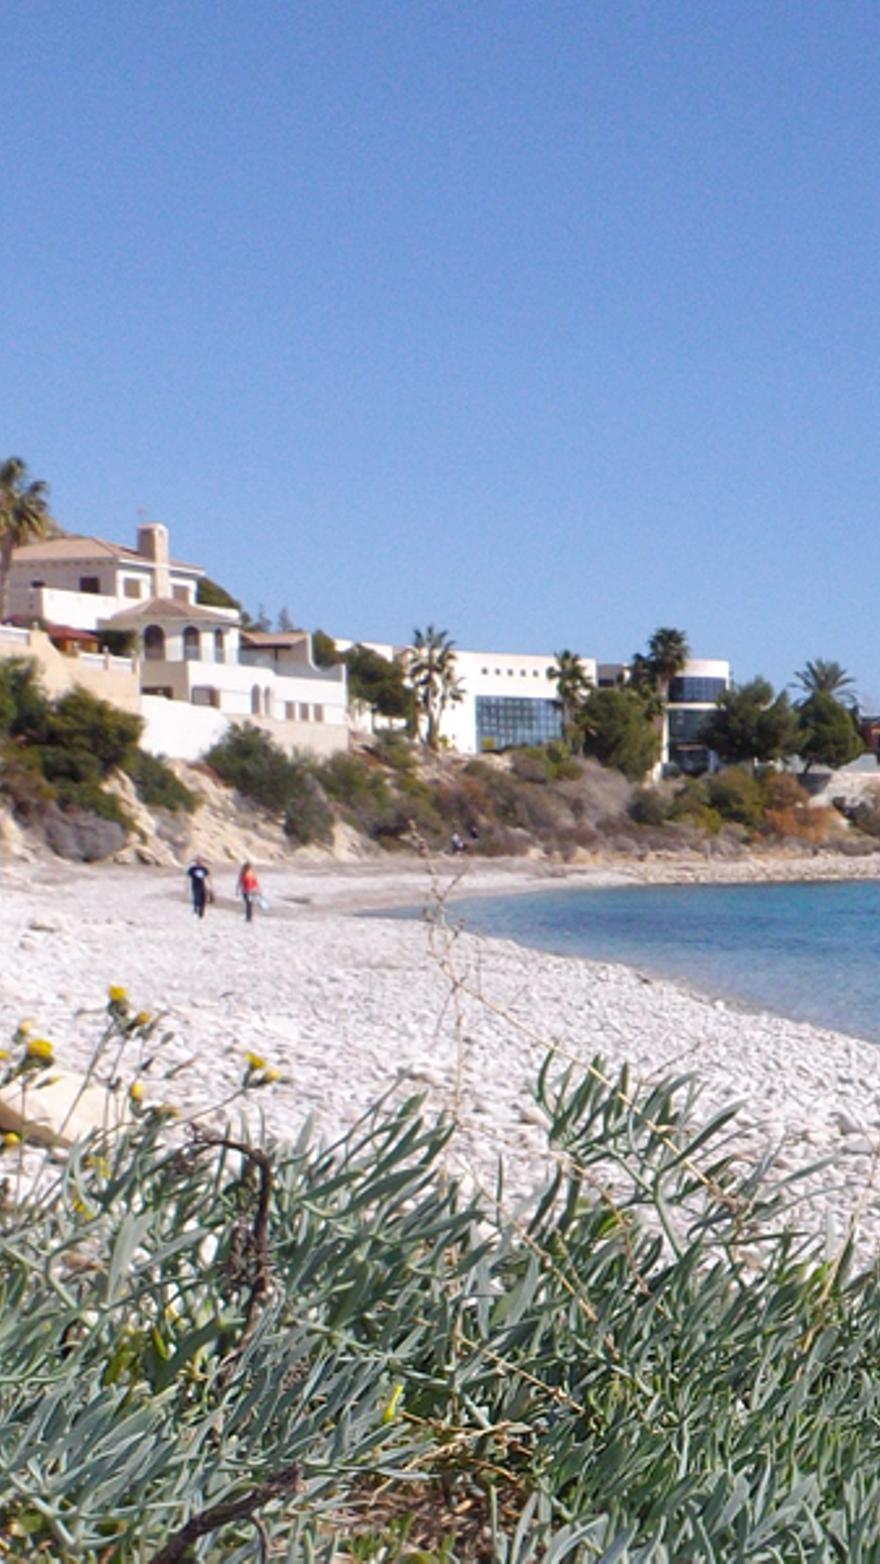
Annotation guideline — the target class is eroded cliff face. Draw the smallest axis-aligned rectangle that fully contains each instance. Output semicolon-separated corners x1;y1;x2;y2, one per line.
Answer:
0;760;381;867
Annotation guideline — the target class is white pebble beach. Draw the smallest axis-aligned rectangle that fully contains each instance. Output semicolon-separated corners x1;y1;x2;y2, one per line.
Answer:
4;852;880;1257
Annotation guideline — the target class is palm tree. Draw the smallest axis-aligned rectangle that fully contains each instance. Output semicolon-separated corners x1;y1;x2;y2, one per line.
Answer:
407;625;463;749
793;659;856;704
0;458;54;622
646;627;690;701
636;627;690;770
547;649;592;750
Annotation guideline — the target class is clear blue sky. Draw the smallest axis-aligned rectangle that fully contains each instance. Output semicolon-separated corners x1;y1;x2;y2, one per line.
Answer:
7;2;880;701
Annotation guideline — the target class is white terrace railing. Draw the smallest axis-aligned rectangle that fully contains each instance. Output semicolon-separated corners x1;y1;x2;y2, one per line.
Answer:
0;625;31;647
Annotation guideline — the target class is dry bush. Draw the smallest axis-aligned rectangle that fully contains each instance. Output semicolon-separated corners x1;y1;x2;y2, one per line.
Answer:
763;804;835;843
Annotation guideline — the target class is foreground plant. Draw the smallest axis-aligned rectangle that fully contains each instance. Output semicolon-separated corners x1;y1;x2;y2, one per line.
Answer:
0;1041;878;1560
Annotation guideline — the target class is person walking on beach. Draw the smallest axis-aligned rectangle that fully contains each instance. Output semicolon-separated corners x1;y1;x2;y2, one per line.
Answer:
237;861;260;923
187;855;211;919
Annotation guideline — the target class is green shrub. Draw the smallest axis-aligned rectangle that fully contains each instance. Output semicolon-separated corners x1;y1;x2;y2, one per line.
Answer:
510;746;552;783
707;767;765;827
205;724;306;814
124;751;199;813
52;777;132;826
628;787;670;826
0;658;50;738
4;1017;870;1559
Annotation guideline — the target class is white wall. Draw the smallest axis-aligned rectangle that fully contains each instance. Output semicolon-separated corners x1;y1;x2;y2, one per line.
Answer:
442;649;594;751
139;697;349;762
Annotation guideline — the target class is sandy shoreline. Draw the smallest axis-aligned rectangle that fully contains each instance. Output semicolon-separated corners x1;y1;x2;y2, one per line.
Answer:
3;850;880;1256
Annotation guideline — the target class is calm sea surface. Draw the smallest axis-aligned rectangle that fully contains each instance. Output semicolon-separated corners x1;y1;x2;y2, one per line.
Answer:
395;880;880;1044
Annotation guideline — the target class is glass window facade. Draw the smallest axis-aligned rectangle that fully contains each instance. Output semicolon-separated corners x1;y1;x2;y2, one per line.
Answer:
668;708;710;742
476;695;562;750
668;676;727;703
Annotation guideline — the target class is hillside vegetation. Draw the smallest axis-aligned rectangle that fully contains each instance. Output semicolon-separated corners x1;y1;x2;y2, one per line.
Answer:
1;667;879;865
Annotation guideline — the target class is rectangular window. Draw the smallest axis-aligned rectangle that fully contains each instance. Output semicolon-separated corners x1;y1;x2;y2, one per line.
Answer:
667;677;727;704
124;579;143;598
79;576;100;594
285;702;296;720
298;702;310;721
313;704;324;722
475;696;562;751
172;584;191;602
668;709;710;742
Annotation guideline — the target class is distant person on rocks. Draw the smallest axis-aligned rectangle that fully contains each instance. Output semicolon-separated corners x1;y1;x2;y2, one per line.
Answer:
187;855;211;919
237;861;260;923
449;831;466;854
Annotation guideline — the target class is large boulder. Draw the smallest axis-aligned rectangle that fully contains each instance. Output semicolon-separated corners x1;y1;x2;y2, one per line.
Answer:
42;805;127;862
0;1068;130;1149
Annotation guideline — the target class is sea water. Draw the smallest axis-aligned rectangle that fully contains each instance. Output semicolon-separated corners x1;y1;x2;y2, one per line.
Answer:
406;880;880;1045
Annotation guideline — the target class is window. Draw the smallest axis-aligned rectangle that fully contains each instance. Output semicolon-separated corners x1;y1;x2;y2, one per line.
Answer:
668;709;710;742
475;696;562;751
124;579;143;599
285;702;296;720
79;576;100;594
313;704;324;722
172;584;191;603
214;630;225;663
263;688;273;716
251;685;261;714
183;626;200;661
667;676;727;704
143;625;165;661
298;702;310;721
191;686;220;708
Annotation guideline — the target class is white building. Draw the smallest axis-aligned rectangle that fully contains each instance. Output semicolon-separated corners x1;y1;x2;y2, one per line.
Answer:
6;524;349;762
7;524;203;630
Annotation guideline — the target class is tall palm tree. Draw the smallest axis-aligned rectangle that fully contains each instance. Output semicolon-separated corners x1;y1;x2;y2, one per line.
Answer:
547;649;591;749
646;627;690;701
0;458;54;622
793;659;856;704
407;625;463;749
639;627;690;770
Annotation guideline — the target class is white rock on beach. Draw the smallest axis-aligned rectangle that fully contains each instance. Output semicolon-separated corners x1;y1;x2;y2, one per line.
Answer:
1;852;880;1258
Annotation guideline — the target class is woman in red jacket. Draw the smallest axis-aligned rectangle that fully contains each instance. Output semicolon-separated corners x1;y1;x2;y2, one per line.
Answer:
237;861;260;923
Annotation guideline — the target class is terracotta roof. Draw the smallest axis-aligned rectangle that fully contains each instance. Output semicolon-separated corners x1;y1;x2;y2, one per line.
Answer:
98;597;238;628
11;534;203;573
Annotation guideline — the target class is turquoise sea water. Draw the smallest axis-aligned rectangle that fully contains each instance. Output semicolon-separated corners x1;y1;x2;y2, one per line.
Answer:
419;880;880;1044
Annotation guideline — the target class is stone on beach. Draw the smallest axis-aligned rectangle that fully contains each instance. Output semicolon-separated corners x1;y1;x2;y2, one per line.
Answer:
0;1067;130;1149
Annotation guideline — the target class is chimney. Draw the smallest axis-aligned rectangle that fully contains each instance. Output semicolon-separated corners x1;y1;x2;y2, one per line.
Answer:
137;523;171;599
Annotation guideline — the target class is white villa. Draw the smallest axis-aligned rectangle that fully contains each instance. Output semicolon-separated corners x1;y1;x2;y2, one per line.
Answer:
5;520;730;772
338;635;729;770
5;524;348;761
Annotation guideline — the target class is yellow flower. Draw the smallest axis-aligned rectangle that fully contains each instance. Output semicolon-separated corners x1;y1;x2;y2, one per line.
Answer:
107;985;128;1005
16;1019;32;1035
261;1067;281;1084
26;1037;54;1062
381;1383;404;1424
134;1011;151;1027
128;1081;144;1103
2;1132;21;1148
0;1049;10;1062
243;1051;266;1072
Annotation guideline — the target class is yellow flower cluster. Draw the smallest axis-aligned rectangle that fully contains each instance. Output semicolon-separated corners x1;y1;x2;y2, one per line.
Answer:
25;1037;54;1063
242;1051;282;1087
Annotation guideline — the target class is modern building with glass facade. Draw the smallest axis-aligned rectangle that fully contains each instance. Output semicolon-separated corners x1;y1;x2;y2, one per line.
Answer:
663;660;731;773
338;633;729;764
